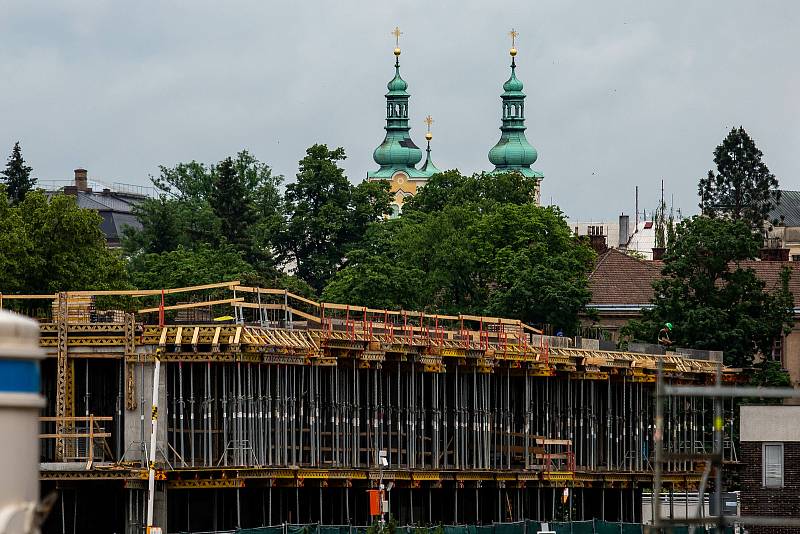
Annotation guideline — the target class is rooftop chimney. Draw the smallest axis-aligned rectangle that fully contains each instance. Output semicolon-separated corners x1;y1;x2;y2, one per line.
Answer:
588;234;608;254
618;214;630;250
74;168;89;192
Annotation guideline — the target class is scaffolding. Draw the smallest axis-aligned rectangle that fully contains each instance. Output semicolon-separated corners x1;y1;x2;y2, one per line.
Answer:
0;282;741;532
652;361;800;532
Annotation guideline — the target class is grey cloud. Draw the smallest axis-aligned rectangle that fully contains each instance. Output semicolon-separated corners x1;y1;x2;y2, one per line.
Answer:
1;1;797;219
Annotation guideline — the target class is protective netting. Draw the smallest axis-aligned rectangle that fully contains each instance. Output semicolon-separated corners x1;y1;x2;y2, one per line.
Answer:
233;521;730;534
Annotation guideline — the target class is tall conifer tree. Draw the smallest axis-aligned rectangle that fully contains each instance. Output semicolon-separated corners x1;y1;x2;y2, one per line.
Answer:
698;127;779;229
210;156;255;249
2;142;35;204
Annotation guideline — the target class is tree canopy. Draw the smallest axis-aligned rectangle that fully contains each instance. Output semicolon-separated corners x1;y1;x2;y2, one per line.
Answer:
0;189;127;292
323;171;595;334
280;144;391;293
623;216;793;368
698;126;779;229
124;150;286;279
1;142;35;204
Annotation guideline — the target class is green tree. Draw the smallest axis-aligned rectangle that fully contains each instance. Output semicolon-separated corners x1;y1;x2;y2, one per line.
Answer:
324;171;594;333
0;189;127;292
124;150;284;271
281;144;391;292
483;204;595;330
402;169;539;214
624;216;793;368
123;195;182;254
698;127;779;229
1;142;35;204
127;244;314;300
128;244;256;290
210;156;255;249
322;219;424;309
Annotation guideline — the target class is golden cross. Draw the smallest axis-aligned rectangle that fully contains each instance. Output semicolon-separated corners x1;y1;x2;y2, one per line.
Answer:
392;26;403;48
424;115;434;132
509;28;518;48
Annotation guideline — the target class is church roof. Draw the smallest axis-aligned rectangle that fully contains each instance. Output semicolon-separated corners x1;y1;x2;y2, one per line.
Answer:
488;47;541;179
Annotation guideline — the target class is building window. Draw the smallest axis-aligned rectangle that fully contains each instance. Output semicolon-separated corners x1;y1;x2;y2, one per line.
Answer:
763;443;784;488
792;255;800;262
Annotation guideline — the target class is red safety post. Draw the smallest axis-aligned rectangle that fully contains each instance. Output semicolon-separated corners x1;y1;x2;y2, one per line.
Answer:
367;489;381;517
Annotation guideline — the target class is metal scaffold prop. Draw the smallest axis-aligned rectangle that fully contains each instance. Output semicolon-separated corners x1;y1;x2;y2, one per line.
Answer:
1;281;741;531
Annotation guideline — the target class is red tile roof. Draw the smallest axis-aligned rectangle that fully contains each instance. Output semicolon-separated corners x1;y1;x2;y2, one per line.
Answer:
588;249;662;306
738;261;800;306
588;249;800;307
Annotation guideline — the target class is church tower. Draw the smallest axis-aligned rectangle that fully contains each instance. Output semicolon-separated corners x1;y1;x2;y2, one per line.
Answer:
368;27;439;215
488;30;543;203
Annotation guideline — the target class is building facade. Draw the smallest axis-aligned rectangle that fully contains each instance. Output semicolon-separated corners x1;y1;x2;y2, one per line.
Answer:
585;249;800;386
44;168;147;247
740;405;800;532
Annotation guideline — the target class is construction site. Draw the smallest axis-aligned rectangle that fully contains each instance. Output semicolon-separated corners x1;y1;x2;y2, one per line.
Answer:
2;282;738;533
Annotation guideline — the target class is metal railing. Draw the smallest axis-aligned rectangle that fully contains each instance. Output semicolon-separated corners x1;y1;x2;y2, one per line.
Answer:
652;362;800;532
40;415;114;466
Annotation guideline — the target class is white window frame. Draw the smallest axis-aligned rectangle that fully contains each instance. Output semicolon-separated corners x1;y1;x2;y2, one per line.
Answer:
762;442;784;488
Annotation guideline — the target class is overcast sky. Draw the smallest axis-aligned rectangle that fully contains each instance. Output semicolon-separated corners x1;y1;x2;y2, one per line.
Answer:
2;1;798;220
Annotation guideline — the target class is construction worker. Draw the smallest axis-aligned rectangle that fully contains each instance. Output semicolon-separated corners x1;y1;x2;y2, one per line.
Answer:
658;322;673;346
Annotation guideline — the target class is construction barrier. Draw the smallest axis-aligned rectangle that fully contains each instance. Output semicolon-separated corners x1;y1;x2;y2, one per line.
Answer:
231;521;735;534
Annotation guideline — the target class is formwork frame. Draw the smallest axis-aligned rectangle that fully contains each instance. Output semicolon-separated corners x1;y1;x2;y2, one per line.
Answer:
1;282;738;530
652;361;800;532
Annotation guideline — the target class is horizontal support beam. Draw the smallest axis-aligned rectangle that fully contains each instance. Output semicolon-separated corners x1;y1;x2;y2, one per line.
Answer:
40;416;113;422
662;385;800;398
138;297;244;314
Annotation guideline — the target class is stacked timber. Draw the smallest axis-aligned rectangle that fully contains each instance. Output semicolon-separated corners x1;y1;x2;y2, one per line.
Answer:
51;295;95;324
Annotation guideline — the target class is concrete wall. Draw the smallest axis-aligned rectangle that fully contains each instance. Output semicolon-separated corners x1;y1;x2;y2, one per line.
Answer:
123;359;168;464
741;406;800;442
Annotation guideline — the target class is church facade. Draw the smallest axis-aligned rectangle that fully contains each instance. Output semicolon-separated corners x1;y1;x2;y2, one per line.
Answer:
367;30;543;213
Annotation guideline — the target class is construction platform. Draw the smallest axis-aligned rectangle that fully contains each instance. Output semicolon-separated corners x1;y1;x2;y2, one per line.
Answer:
1;282;737;533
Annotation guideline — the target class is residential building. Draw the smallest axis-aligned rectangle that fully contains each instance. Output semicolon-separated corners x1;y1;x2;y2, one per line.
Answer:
585;249;800;385
43;168;148;247
740;405;800;532
567;215;658;259
766;190;800;260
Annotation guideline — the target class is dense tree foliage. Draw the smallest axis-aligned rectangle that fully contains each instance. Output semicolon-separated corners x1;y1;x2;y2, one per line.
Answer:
624;216;793;368
323;171;595;334
698;127;779;229
0;189;127;292
124;150;286;280
1;142;35;204
280;144;391;292
128;244;257;290
210;156;256;251
124;146;381;295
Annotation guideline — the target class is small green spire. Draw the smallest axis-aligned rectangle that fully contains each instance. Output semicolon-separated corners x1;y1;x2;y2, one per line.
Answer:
369;30;428;180
488;36;542;180
387;58;408;94
419;115;440;176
